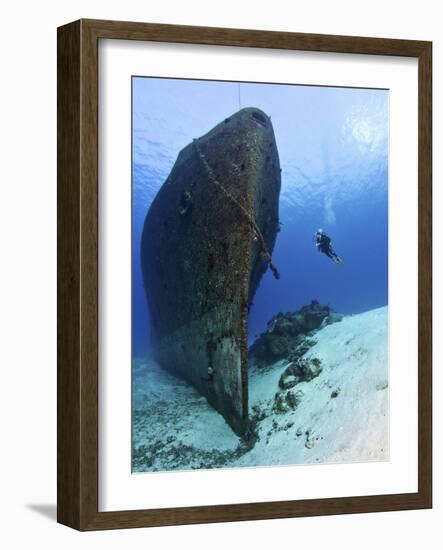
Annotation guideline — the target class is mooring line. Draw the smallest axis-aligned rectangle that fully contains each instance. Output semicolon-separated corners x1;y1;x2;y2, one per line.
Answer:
193;138;280;279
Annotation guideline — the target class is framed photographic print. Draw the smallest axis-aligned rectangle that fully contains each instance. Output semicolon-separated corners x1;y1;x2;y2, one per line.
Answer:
57;19;432;530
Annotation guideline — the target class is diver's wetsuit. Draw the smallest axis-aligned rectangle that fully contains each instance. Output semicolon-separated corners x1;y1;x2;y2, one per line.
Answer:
316;232;341;263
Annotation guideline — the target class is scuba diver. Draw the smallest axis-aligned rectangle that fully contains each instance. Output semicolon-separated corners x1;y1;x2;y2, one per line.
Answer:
314;229;343;264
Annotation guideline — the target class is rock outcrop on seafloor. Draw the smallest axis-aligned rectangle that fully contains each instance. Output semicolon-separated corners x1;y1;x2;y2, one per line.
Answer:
141;108;281;436
271;356;322;416
249;300;342;367
278;357;323;389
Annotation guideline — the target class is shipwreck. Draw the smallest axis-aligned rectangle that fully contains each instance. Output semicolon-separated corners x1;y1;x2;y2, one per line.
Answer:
140;107;281;436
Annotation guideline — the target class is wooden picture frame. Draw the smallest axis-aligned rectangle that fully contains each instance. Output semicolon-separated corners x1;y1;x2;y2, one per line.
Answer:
57;19;432;530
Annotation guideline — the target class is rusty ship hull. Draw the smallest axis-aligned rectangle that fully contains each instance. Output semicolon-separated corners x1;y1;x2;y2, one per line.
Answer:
140;107;281;435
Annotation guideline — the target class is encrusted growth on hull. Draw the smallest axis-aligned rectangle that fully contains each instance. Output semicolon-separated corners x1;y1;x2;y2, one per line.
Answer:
141;107;281;435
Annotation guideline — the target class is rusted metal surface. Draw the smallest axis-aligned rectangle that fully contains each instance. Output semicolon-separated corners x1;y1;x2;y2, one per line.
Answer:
141;108;281;435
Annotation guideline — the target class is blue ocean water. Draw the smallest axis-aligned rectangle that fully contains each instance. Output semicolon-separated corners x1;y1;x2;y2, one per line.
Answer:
132;77;388;357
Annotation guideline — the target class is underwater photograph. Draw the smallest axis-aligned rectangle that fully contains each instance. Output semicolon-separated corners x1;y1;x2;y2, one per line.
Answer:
131;76;389;473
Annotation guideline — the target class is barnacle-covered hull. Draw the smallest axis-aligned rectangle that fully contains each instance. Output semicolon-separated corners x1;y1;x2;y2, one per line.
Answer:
140;108;281;435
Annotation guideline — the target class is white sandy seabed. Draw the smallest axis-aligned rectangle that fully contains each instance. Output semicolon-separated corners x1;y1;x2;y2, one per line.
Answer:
132;306;389;473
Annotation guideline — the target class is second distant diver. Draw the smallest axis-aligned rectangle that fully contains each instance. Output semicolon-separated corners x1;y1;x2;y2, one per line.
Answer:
314;228;343;264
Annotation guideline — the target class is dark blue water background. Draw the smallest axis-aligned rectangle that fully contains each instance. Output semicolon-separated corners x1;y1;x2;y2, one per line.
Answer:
132;78;388;357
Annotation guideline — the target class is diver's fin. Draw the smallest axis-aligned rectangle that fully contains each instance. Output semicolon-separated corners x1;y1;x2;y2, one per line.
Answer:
334;257;343;264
